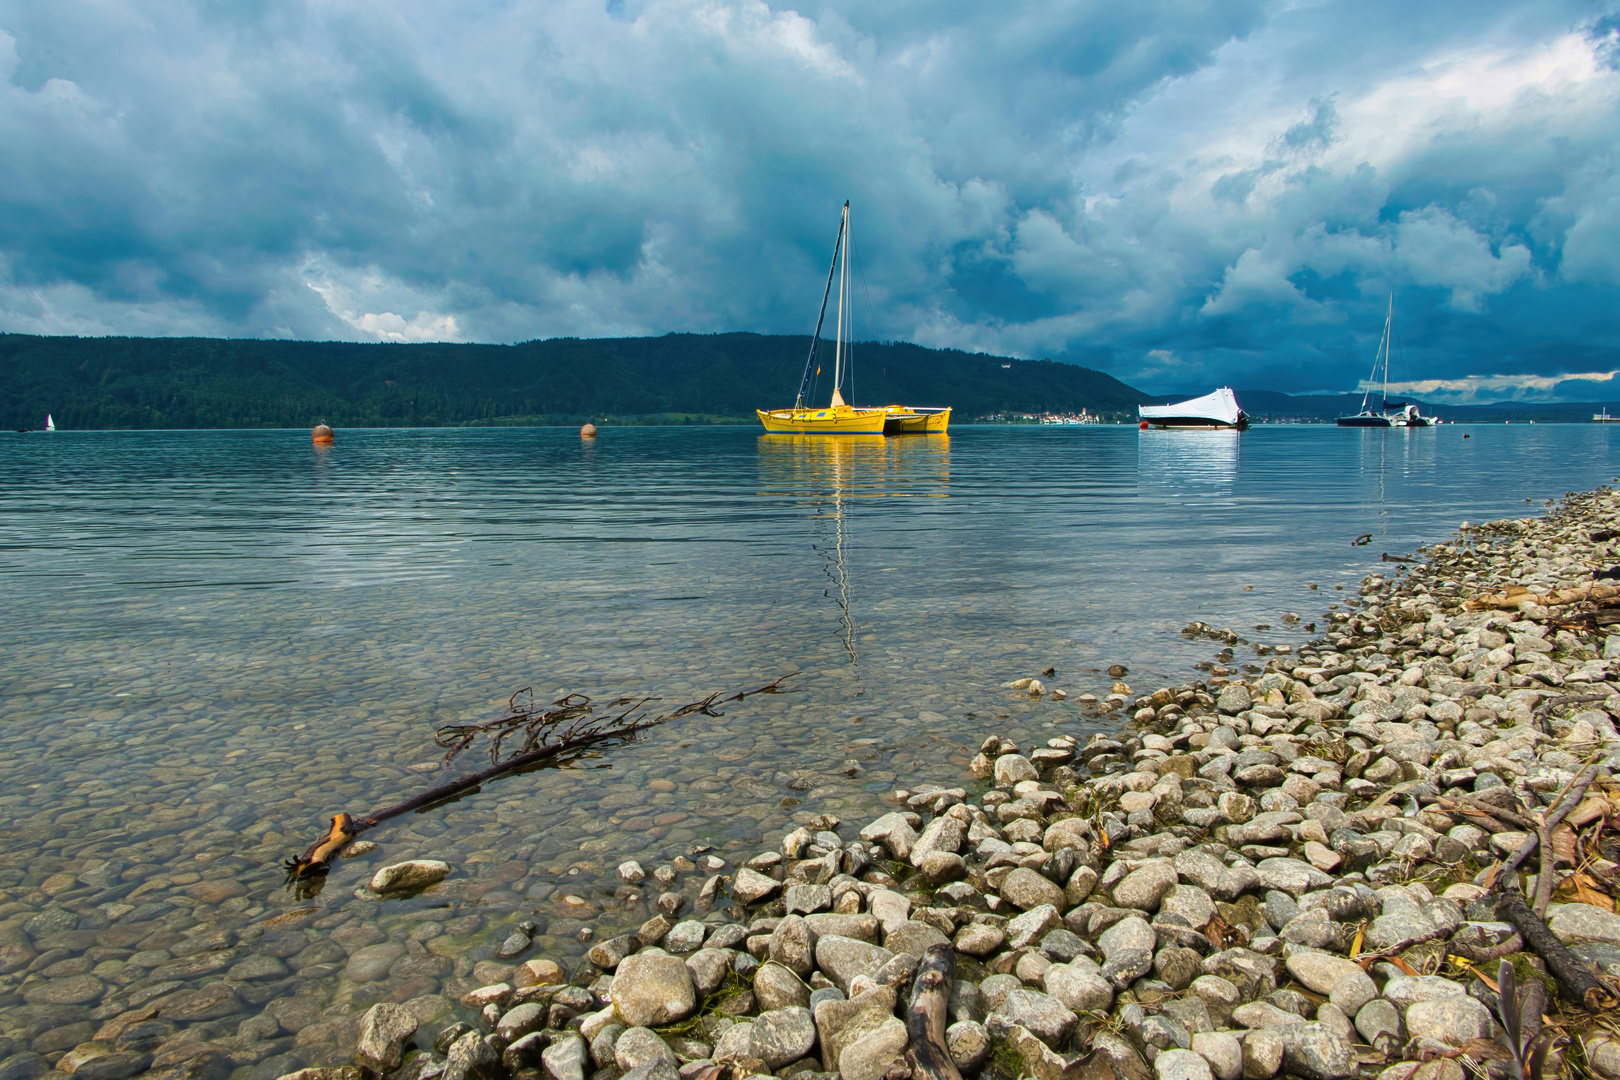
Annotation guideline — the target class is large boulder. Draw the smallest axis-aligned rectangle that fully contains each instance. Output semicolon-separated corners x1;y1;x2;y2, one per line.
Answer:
608;950;697;1028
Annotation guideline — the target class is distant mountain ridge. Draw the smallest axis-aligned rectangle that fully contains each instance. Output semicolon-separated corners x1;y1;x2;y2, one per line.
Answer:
0;332;1155;429
1230;389;1616;423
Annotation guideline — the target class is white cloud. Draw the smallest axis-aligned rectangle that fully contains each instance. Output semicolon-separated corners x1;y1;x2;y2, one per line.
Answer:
1386;370;1620;403
1394;206;1532;311
0;0;1618;397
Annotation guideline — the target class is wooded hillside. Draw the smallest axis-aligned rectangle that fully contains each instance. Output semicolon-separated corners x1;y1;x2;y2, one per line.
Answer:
0;332;1156;429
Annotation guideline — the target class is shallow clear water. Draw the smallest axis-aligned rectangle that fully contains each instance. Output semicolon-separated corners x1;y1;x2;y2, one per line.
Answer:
0;423;1614;1073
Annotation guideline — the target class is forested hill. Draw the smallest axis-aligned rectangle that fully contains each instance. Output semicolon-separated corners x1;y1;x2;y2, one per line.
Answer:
0;332;1154;429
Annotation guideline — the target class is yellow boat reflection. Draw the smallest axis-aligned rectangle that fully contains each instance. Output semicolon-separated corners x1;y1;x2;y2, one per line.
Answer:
756;434;951;499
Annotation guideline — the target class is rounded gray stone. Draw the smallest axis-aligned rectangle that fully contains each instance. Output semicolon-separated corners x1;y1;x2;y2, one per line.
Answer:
748;1007;815;1069
1154;1048;1213;1080
369;860;450;893
945;1020;989;1073
883;921;951;959
1113;861;1178;912
1405;996;1493;1045
609;950;698;1028
987;988;1076;1046
614;1027;677;1072
999;867;1065;911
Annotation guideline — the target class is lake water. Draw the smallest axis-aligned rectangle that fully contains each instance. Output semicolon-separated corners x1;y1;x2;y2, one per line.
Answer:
0;423;1614;1074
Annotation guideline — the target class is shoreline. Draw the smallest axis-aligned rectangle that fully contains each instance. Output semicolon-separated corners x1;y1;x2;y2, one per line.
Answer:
303;486;1620;1080
9;484;1620;1080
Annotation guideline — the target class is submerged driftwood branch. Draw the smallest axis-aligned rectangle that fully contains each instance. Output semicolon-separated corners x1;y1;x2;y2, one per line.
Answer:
284;672;798;883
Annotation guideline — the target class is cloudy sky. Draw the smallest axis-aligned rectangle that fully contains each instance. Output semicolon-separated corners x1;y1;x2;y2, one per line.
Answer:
1;1;1618;399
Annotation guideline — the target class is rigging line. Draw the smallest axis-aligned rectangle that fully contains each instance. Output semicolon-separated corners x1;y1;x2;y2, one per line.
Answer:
797;209;846;409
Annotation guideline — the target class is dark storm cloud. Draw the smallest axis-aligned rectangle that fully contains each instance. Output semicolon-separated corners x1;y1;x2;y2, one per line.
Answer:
0;0;1617;397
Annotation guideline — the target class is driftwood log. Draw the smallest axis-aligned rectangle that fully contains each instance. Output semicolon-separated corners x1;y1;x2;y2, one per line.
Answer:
906;944;962;1080
1494;887;1615;1010
284;673;797;884
1466;581;1620;611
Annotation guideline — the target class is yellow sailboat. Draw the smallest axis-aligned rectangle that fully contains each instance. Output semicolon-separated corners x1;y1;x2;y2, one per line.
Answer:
758;202;949;435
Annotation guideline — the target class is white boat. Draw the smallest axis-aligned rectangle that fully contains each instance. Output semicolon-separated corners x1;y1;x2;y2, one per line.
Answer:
1139;388;1248;430
1595;409;1620;423
44;414;55;432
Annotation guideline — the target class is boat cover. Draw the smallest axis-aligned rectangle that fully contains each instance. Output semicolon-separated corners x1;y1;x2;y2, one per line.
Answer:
1139;387;1244;425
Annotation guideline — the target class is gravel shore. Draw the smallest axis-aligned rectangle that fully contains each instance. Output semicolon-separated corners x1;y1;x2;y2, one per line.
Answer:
16;488;1620;1080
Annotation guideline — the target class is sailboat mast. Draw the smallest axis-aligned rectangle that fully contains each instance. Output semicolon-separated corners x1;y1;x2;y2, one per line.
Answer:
833;203;848;396
1379;295;1393;412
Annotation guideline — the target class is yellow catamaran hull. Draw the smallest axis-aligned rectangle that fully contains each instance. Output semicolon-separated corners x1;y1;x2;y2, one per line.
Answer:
756;405;888;434
879;406;951;434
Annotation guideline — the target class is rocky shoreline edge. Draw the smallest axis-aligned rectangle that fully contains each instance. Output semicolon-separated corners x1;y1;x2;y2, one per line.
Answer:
40;487;1620;1080
318;488;1620;1080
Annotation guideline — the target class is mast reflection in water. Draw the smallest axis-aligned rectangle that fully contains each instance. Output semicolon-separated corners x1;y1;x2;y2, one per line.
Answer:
757;434;951;665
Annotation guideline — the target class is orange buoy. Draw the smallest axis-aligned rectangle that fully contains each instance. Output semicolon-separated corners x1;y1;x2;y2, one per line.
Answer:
580;423;597;438
1139;420;1149;430
312;423;335;445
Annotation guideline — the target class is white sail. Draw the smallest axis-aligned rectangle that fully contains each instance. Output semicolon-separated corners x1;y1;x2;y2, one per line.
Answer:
44;414;55;432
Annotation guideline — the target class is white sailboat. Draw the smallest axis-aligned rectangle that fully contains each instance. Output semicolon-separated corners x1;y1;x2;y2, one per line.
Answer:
44;414;55;432
1338;296;1434;427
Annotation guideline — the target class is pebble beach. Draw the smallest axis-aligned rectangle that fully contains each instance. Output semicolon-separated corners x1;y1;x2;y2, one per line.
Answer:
10;483;1620;1080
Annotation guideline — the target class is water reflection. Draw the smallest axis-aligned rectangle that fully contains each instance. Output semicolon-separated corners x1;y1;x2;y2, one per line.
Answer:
756;433;951;499
1136;429;1241;488
755;436;952;666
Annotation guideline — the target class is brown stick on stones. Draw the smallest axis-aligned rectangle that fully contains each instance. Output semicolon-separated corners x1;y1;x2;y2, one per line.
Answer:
1465;581;1620;611
906;943;962;1080
1494;887;1615;1011
284;672;798;882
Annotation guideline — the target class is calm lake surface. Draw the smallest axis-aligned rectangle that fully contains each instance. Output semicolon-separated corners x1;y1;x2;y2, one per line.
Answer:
0;423;1614;1073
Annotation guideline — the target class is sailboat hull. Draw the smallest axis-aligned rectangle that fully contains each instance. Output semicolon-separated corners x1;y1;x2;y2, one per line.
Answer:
1337;414;1392;427
881;406;951;434
757;406;888;434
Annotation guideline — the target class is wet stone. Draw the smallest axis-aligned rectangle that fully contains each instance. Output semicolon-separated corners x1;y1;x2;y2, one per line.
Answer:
345;943;408;983
157;983;241;1022
22;975;105;1006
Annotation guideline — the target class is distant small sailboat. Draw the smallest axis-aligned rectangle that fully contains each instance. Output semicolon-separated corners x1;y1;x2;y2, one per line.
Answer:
1138;387;1249;430
1338;296;1434;427
44;414;55;432
1595;408;1620;423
